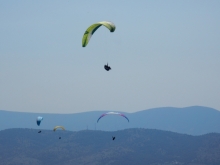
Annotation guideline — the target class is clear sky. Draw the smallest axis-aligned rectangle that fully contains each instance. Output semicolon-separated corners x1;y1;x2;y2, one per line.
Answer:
0;0;220;113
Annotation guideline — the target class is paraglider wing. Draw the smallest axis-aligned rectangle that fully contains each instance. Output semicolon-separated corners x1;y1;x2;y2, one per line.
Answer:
82;21;116;47
97;113;108;123
36;116;43;126
119;113;129;122
53;126;65;131
97;112;129;123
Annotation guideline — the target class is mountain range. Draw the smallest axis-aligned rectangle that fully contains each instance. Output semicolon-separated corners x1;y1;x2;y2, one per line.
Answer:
0;106;220;135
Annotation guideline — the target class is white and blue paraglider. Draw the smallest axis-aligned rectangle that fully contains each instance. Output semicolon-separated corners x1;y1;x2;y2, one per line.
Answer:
36;116;43;133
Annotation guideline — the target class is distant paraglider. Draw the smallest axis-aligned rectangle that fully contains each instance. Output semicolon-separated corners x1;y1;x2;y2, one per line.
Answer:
53;126;65;139
82;21;116;71
36;116;43;126
36;116;43;133
97;112;129;140
104;63;111;71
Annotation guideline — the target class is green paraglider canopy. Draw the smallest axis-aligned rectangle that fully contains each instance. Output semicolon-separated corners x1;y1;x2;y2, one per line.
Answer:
82;21;116;47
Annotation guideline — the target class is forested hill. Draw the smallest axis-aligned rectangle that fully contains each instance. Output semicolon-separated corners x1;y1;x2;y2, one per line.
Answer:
0;128;220;165
1;106;220;135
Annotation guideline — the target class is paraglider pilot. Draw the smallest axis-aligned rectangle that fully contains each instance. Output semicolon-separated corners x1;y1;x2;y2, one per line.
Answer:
104;63;111;71
112;136;115;140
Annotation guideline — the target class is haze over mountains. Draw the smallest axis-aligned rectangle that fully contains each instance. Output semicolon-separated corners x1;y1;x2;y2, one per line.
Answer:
0;106;220;135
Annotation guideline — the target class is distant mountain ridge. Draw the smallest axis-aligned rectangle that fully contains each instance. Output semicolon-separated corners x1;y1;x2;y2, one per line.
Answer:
0;106;220;135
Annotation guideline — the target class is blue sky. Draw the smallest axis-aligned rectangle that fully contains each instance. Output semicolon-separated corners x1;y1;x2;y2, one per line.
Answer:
0;0;220;113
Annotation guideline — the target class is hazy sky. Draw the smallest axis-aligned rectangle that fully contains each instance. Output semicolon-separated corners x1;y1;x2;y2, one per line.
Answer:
0;0;220;113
